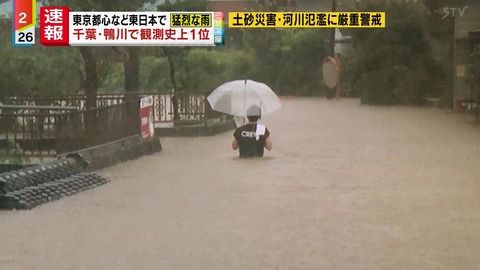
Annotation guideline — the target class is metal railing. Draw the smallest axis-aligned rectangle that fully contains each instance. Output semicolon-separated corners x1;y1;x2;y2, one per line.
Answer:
5;91;221;125
0;106;76;157
1;92;226;158
55;101;140;154
0;101;139;157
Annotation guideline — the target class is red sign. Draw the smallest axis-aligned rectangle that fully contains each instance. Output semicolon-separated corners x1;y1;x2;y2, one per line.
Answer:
139;96;155;139
14;0;34;30
40;7;70;46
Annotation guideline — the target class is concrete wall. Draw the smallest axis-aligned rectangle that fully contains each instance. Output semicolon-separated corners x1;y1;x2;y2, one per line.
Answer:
454;1;480;40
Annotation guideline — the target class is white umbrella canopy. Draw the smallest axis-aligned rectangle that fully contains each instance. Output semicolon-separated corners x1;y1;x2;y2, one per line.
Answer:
207;80;282;117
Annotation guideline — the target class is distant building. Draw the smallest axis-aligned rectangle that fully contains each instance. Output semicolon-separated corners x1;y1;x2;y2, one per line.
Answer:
428;0;480;110
451;1;480;111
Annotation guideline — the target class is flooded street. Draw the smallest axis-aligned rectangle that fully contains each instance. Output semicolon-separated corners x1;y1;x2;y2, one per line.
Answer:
1;98;480;270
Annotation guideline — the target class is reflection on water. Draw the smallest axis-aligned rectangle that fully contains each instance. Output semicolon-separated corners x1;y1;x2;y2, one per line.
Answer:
230;156;276;161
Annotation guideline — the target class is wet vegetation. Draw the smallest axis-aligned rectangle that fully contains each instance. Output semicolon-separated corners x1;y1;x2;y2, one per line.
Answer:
0;0;478;106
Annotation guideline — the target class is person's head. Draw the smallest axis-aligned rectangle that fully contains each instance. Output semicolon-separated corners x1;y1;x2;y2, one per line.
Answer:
246;105;261;122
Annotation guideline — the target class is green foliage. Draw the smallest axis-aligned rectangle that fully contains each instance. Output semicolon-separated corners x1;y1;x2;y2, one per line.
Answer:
177;48;255;92
242;29;327;95
0;46;83;100
0;139;30;164
59;0;150;11
108;48;255;93
157;0;207;11
135;28;327;95
100;63;125;92
0;0;449;102
0;0;326;99
470;45;480;82
346;0;442;105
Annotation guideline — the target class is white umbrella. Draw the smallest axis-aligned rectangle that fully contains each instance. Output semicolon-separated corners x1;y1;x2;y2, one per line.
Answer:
207;80;282;117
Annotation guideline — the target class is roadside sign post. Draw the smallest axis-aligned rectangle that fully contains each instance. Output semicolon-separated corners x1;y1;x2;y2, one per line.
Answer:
139;96;154;139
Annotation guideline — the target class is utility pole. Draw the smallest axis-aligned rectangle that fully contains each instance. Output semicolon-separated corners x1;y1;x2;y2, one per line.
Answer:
329;0;337;56
326;0;338;99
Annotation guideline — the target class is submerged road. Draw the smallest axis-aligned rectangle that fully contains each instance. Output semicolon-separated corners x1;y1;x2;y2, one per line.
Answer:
1;98;480;270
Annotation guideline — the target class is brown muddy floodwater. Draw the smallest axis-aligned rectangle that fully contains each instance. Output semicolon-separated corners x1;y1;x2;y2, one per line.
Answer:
1;98;480;270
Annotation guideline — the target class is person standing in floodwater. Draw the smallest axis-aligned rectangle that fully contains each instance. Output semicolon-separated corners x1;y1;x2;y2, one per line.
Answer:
232;105;272;158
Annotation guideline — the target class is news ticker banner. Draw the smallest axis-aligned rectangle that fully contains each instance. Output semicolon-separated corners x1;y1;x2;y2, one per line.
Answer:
228;12;386;28
12;0;36;46
39;7;225;46
13;2;385;47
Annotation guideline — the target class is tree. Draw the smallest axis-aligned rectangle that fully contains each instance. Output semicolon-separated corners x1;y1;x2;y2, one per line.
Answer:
78;47;113;108
60;0;154;97
240;28;327;95
470;45;480;83
152;0;207;120
346;0;442;105
0;28;84;100
154;0;207;90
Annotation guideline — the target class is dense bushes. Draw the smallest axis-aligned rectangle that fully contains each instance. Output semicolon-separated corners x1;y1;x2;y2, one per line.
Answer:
241;29;327;96
127;29;327;94
0;47;83;99
1;0;445;103
133;49;255;93
345;1;443;105
177;49;255;92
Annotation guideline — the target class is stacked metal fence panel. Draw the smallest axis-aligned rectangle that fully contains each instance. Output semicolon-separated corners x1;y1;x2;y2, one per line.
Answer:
0;158;109;210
